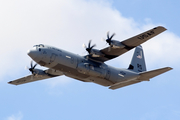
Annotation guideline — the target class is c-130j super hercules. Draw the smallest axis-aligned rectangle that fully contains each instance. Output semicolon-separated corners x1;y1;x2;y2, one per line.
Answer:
9;26;172;90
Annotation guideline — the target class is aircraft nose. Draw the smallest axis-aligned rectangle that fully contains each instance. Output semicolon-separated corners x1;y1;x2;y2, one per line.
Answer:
27;49;38;59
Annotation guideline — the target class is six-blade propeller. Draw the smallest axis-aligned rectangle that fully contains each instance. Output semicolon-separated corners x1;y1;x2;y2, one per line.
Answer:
28;61;37;75
105;31;116;45
83;40;96;54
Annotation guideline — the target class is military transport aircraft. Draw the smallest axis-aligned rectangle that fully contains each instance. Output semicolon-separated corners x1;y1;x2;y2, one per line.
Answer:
8;26;172;89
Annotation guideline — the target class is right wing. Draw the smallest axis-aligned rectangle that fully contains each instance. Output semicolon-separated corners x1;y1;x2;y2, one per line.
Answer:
86;26;166;62
8;69;64;85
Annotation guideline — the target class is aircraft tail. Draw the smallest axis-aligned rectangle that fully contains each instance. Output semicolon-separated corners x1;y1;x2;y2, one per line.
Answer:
128;45;146;73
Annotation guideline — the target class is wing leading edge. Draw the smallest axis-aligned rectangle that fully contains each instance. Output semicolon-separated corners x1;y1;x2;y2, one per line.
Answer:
87;26;166;62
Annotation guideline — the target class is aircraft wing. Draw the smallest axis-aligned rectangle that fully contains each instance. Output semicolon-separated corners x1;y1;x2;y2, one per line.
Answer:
87;26;166;62
8;69;64;85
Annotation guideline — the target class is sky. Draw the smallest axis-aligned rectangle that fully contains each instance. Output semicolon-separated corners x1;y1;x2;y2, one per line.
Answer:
0;0;180;120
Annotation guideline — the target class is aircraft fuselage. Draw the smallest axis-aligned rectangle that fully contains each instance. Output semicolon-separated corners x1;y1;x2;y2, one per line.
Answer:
27;44;139;86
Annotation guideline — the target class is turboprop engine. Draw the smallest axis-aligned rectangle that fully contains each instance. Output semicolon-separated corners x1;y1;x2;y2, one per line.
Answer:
83;40;104;57
109;40;125;48
27;61;48;77
103;31;125;50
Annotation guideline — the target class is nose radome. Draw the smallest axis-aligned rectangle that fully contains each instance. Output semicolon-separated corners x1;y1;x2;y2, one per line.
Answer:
27;50;30;55
27;49;38;59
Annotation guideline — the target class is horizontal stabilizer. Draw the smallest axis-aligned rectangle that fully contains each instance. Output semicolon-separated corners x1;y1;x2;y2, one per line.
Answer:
138;67;172;80
109;67;172;90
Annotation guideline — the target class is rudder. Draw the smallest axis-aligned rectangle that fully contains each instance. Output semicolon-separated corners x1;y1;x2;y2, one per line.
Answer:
128;45;146;72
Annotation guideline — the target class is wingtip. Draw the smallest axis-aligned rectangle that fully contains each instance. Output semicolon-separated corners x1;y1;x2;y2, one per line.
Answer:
8;81;12;84
8;81;17;85
155;26;167;31
167;67;173;70
108;86;115;90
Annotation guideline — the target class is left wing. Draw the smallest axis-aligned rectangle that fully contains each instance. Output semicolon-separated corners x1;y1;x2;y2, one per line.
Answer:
86;26;166;62
8;69;63;85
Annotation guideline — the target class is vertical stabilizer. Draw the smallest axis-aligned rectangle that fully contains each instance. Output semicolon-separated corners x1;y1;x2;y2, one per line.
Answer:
128;45;146;73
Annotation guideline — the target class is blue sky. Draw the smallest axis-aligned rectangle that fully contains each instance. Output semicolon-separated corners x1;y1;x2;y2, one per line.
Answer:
0;0;180;120
111;0;180;35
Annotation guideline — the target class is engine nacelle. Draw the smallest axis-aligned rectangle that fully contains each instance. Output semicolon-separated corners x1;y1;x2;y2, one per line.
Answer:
77;63;106;78
111;40;125;48
90;49;104;57
33;69;48;76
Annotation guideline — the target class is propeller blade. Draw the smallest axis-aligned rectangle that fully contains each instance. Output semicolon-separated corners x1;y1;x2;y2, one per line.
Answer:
90;44;96;49
83;40;96;54
110;33;115;39
31;61;33;68
82;43;87;48
101;38;106;41
107;31;110;39
33;63;37;69
25;66;29;70
88;40;92;48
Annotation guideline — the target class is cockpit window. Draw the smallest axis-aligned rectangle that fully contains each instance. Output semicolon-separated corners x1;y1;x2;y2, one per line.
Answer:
39;44;44;47
33;44;44;48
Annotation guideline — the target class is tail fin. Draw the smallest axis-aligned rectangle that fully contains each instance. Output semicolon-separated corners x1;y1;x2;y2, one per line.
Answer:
128;45;146;72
